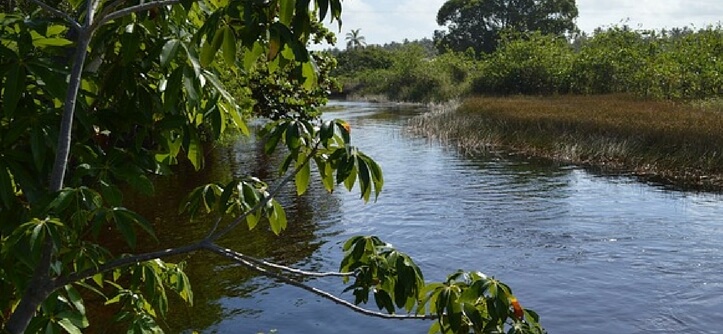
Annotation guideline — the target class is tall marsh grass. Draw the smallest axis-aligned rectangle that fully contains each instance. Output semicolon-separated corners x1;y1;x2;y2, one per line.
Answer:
407;95;723;190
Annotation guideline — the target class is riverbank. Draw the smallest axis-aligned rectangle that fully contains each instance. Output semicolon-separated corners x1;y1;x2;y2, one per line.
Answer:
407;94;723;191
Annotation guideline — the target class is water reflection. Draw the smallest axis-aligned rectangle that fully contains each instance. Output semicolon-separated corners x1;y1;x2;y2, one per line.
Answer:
112;134;343;333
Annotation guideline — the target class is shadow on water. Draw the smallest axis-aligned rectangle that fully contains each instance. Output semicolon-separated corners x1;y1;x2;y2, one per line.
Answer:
89;132;343;333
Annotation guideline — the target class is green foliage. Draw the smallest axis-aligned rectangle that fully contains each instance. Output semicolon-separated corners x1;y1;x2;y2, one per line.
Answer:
336;44;475;102
569;26;654;94
434;0;578;54
331;45;394;77
0;0;348;332
0;1;545;334
340;236;424;311
337;24;721;102
472;32;574;94
340;237;546;334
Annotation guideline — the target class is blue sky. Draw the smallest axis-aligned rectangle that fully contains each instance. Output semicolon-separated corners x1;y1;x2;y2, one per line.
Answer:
320;0;723;49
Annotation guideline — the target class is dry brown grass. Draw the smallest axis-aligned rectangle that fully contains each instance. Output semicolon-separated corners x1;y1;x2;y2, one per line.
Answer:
407;94;723;190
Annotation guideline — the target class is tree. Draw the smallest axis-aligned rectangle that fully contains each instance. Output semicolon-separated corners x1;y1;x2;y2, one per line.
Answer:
434;0;579;54
0;1;545;334
346;28;366;50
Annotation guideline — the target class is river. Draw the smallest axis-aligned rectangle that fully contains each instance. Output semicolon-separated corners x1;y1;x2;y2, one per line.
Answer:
124;101;723;334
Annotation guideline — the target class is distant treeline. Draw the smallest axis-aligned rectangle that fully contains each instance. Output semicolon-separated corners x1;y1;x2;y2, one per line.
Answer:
330;25;722;103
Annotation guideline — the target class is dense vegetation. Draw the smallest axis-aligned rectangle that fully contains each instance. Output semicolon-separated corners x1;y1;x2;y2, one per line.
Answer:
0;1;545;334
334;25;723;103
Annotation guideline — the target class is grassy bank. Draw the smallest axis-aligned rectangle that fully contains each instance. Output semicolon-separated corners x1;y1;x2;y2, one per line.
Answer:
407;95;723;190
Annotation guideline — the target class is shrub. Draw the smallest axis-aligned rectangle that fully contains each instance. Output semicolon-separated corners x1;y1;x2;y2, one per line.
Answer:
472;32;574;95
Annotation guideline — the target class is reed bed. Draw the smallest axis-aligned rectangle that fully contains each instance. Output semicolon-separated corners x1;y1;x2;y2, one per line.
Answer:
407;95;723;190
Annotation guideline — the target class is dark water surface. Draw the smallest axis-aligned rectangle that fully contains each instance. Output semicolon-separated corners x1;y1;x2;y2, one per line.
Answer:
127;101;723;334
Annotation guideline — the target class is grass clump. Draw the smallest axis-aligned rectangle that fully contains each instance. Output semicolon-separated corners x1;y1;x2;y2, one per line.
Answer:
408;95;723;190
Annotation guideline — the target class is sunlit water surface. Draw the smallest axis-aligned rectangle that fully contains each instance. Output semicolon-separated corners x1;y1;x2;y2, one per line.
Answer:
124;101;723;334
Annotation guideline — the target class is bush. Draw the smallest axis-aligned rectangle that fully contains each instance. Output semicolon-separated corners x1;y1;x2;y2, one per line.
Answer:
472;32;574;95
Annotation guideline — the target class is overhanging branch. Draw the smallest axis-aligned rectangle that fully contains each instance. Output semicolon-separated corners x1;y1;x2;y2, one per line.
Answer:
209;142;321;240
54;242;205;288
211;245;354;278
206;243;438;321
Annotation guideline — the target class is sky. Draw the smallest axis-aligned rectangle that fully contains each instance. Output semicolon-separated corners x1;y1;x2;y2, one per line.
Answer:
319;0;723;49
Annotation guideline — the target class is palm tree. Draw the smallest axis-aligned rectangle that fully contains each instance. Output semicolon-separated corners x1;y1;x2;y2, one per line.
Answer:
345;28;366;50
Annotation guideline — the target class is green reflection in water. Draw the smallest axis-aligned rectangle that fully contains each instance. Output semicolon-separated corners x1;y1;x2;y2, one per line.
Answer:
88;134;343;333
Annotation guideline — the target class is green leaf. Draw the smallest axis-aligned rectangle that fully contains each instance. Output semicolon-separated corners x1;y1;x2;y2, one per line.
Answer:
163;67;183;112
100;180;123;206
263;123;284;154
357;157;371;202
186;127;204;170
280;0;295;25
0;162;15;208
30;220;46;253
320;120;333;145
330;0;342;19
30;126;47;171
120;29;141;64
365;155;384;200
3;64;24;117
223;101;248;135
269;200;287;235
65;285;86;314
32;37;73;48
113;207;156;241
294;157;311;195
199;41;215;69
182;66;199;103
203;70;235;106
222;27;237;65
27;61;67;100
127;174;154;196
317;0;329;21
114;213;137;249
243;42;264;71
285;121;301;150
301;60;317;90
160;39;181;67
374;289;395;314
67;0;83;9
56;310;89;330
57;318;82;334
91;273;104;288
427;320;442;334
342;161;357;191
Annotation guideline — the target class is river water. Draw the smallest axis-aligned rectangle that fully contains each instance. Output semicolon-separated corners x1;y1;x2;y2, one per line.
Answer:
125;101;723;334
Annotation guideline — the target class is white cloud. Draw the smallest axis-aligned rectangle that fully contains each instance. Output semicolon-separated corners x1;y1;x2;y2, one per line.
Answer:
316;0;721;49
577;0;722;32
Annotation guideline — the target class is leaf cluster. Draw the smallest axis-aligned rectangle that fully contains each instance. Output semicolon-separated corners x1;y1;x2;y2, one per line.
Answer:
338;236;546;334
1;0;346;332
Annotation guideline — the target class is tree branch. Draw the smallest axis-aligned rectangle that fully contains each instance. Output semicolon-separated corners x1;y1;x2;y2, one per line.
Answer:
93;0;180;29
27;0;82;30
54;242;205;288
7;0;104;331
205;243;438;321
211;245;354;278
96;0;129;20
